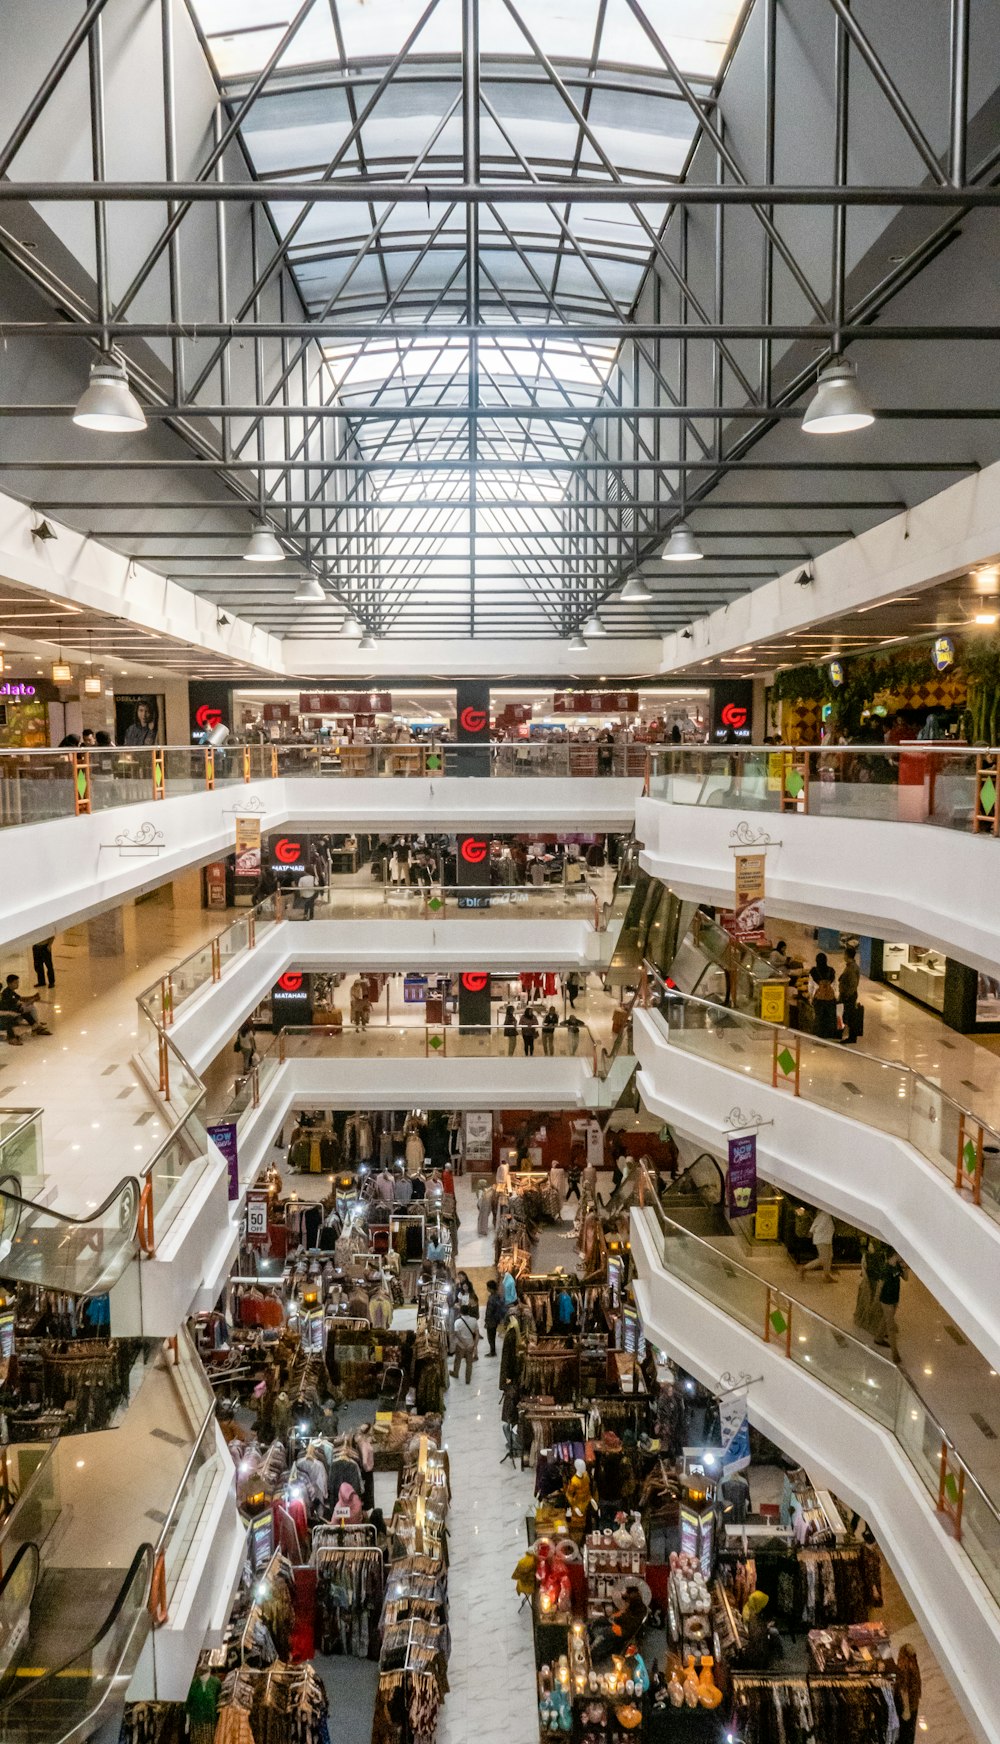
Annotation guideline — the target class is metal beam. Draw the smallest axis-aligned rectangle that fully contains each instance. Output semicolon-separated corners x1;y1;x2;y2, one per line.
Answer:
0;181;997;205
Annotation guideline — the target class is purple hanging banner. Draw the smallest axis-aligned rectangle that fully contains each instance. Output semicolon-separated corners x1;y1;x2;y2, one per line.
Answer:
208;1121;240;1201
727;1132;758;1218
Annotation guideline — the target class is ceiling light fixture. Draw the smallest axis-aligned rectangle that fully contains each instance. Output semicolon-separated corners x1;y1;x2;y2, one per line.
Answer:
660;519;703;562
582;613;607;638
620;573;652;603
340;614;363;638
293;577;325;604
567;632;588;652
801;357;874;435
358;631;378;651
83;629;102;695
73;354;147;433
974;611;998;625
244;520;285;563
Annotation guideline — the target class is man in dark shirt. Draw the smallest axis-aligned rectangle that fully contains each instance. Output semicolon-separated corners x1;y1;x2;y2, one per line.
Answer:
0;975;51;1037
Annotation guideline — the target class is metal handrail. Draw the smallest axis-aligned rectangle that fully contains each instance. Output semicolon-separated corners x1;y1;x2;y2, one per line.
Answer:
0;1542;154;1720
642;959;1000;1151
637;1165;1000;1559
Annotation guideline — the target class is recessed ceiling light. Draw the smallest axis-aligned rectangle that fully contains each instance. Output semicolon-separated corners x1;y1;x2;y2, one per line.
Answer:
974;612;998;625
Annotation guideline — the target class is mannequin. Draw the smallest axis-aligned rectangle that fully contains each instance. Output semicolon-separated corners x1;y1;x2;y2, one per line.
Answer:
565;1457;592;1542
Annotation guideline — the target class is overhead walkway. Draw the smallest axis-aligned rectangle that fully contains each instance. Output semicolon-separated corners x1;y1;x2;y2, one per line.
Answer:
630;1184;1000;1744
0;744;642;954
637;743;1000;975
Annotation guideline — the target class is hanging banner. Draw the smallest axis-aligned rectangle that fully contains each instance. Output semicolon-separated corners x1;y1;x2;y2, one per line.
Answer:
732;851;766;942
727;1132;758;1218
208;1121;240;1201
464;1110;493;1163
234;816;262;908
720;1386;752;1476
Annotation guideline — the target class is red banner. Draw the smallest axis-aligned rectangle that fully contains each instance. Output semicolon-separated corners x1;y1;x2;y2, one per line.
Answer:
553;690;639;714
299;691;392;714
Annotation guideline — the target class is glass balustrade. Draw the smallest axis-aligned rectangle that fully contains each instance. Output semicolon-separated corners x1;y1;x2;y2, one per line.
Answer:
640;1180;1000;1606
644;972;1000;1224
0;1115;42;1189
0;739;645;831
647;744;991;833
269;1017;603;1065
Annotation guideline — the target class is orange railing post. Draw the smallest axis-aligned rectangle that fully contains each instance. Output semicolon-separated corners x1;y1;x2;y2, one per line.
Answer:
643;749;650;796
152;747;165;801
974;753;1000;835
278;1032;287;1064
137;1179;155;1255
956;1113;984;1206
251;1065;260;1109
248;909;257;946
271;744;279;779
72;751;92;815
158;1032;171;1101
148;1551;168;1625
211;938;221;983
204;747;215;791
938;1441;966;1539
243;745;252;783
165;974;175;1027
771;1031;800;1094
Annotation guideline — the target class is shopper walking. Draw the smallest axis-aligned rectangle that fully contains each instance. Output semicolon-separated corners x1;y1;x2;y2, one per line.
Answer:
450;1306;480;1384
565;970;582;1009
541;1005;559;1055
838;945;861;1044
503;1004;518;1055
894;1645;922;1744
234;1020;258;1077
565;1012;582;1055
31;936;55;989
520;1007;538;1056
297;865;318;919
798;1208;836;1281
484;1279;507;1355
878;1251;908;1362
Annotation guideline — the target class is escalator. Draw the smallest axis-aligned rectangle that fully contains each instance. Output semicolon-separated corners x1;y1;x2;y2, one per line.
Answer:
0;1544;153;1744
0;1174;140;1298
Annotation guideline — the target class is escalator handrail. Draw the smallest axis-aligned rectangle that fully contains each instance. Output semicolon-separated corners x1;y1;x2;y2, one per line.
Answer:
0;1541;154;1719
0;1171;141;1237
0;1543;39;1616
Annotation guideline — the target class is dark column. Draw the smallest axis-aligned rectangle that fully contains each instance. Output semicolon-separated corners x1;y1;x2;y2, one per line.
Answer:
458;970;491;1034
188;681;235;740
455;680;490;775
943;957;977;1033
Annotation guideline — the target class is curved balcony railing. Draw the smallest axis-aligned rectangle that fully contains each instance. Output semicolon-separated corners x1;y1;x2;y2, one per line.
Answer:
641;964;1000;1222
636;1169;1000;1609
0;738;647;830
646;742;1000;836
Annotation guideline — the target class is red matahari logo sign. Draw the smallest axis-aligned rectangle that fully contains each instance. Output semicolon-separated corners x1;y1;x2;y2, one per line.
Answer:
274;838;301;865
460;837;488;865
277;972;303;992
460;972;489;992
459;705;488;733
195;703;223;730
720;703;748;730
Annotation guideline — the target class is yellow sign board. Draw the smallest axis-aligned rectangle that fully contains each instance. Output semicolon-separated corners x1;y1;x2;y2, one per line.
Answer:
759;982;787;1024
755;1202;781;1241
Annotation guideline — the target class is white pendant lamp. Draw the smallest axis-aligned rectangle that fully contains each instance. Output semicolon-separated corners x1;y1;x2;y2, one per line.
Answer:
801;357;874;434
244;520;285;562
660;519;703;562
582;613;607;638
73;355;147;433
567;632;588;652
620;572;652;603
340;614;363;638
358;631;378;651
293;577;325;604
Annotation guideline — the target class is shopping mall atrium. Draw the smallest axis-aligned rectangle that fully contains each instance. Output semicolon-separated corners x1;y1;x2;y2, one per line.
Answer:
2;2;1000;1741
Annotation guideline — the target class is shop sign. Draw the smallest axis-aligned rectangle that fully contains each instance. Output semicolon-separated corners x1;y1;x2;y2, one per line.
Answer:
828;659;844;688
732;852;766;942
932;636;955;673
759;982;787;1024
247;1506;274;1571
208;1121;240;1201
246;1189;269;1244
0;683;36;698
234;816;262;907
727;1133;758;1218
299;691;392;714
679;1504;700;1562
711;681;752;742
0;1307;14;1361
301;1307;325;1354
464;1110;493;1162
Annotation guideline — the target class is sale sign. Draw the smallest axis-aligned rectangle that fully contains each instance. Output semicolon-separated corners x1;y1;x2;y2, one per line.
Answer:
727;1133;758;1218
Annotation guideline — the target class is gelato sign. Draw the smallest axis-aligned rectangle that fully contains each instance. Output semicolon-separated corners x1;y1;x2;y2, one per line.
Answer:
0;684;36;697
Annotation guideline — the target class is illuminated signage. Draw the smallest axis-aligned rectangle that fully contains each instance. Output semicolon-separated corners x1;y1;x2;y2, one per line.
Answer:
0;684;35;698
460;837;488;865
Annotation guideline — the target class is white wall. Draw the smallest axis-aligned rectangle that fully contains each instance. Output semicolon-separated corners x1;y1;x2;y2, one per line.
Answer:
636;793;1000;976
634;1007;1000;1374
630;1209;1000;1744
